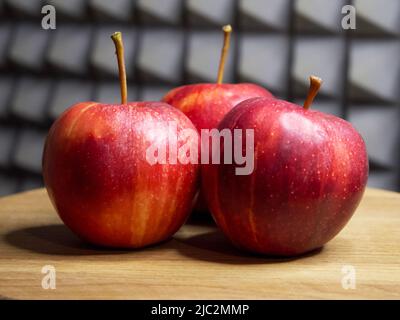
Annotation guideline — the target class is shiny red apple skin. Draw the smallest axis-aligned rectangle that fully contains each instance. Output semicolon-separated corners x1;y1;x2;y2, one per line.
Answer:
163;83;273;131
202;97;369;256
43;101;199;248
163;83;273;212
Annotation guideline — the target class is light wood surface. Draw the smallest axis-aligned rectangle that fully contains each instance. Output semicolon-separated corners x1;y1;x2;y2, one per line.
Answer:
0;188;399;299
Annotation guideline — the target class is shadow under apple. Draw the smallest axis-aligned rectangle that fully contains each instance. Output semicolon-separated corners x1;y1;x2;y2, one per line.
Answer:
3;224;165;256
4;222;323;263
174;229;323;265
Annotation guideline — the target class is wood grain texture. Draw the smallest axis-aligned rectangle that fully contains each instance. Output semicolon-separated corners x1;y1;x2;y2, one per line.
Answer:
0;188;399;299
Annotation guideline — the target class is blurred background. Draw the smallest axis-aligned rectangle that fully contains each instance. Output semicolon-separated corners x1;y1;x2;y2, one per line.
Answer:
0;0;399;196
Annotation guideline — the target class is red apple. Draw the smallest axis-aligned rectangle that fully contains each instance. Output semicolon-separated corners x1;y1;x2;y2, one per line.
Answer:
163;25;273;212
202;76;369;256
163;82;273;131
42;32;199;248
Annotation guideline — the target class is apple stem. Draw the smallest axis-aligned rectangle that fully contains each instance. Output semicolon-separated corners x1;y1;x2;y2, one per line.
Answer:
303;76;323;110
111;32;128;105
217;24;232;85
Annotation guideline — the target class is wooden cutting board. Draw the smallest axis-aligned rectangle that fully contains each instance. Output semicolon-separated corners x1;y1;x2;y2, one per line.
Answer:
0;188;399;299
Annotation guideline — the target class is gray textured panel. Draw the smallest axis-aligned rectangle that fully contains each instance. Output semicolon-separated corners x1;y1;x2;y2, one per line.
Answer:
90;0;134;21
0;23;11;68
11;77;51;123
91;26;136;78
137;29;184;84
5;0;42;16
295;0;346;33
0;173;19;197
348;106;400;169
349;40;400;103
368;171;399;191
19;177;44;192
47;0;88;19
354;0;400;35
238;0;290;31
47;25;92;75
239;34;289;95
49;80;93;120
293;37;345;98
0;126;15;167
137;0;182;25
186;31;235;83
0;76;13;119
94;82;137;104
187;0;235;26
9;23;49;70
139;86;173;101
13;129;47;174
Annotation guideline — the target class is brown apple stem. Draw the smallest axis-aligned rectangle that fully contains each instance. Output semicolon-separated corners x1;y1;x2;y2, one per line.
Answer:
111;32;128;105
303;76;323;110
217;24;232;85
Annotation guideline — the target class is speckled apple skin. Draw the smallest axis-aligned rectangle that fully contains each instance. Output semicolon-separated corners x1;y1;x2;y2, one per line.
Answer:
43;101;199;248
202;97;369;256
163;83;274;212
